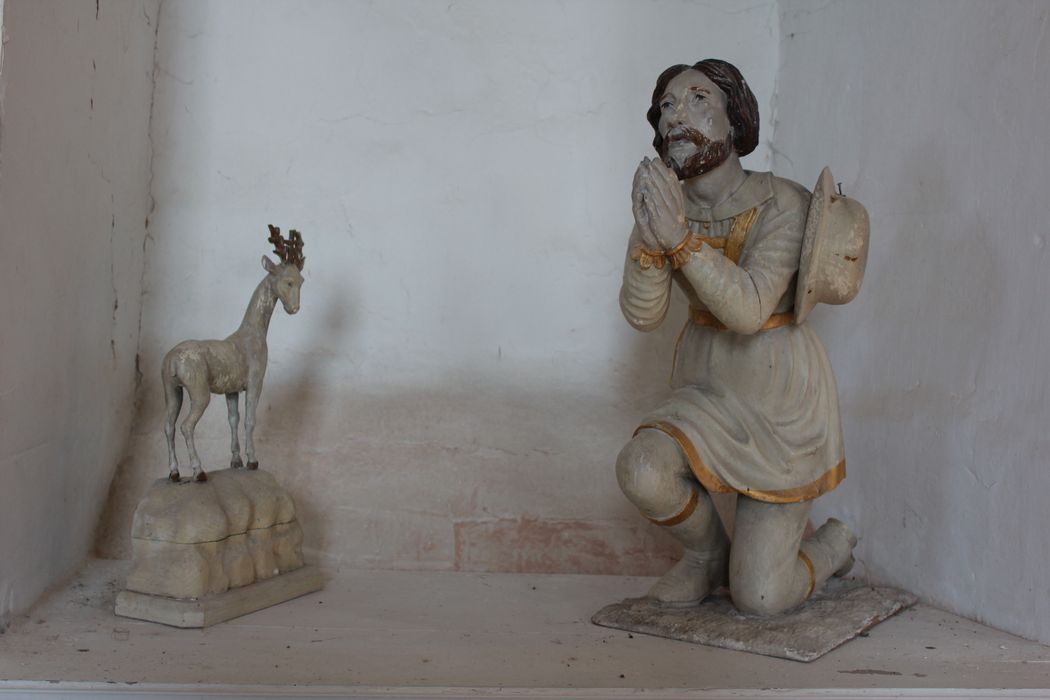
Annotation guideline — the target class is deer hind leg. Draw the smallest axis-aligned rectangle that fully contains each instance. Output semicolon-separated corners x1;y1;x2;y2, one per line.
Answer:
226;392;243;469
164;380;184;482
180;378;212;482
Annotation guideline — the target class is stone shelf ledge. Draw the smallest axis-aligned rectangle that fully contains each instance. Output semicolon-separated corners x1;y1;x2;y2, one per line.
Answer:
0;560;1047;698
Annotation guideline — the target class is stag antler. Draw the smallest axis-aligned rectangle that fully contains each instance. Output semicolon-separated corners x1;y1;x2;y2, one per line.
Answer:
267;224;287;260
267;224;306;270
287;230;305;270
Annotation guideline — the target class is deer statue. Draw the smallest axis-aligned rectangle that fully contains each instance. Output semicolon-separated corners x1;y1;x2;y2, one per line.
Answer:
162;225;305;482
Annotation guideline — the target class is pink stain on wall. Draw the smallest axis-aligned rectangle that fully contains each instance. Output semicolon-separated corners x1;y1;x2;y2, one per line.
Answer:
453;518;678;576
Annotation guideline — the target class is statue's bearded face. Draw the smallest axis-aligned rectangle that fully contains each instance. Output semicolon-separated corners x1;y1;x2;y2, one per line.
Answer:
656;69;735;180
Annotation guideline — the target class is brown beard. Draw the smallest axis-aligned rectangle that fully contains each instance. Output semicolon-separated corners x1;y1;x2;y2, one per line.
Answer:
659;128;734;180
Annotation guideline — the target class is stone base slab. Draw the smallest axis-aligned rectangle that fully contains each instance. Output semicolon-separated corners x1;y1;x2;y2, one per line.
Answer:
591;577;918;662
115;565;324;628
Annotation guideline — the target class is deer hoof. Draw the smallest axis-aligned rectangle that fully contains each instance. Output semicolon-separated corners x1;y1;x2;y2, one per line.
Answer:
168;470;181;483
246;461;259;471
231;457;244;469
195;471;208;482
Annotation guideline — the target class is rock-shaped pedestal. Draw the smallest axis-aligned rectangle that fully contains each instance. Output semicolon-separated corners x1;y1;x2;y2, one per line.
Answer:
115;468;323;627
591;578;917;662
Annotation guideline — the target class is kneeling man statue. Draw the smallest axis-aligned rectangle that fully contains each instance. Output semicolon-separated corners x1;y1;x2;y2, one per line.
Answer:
617;59;868;615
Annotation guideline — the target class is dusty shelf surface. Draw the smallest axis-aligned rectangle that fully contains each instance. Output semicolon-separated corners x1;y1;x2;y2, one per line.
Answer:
0;559;1048;698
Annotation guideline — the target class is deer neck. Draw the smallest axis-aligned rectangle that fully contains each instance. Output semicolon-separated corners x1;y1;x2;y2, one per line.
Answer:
236;275;277;338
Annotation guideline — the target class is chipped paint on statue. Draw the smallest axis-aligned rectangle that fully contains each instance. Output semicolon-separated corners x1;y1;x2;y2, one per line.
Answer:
162;226;305;482
615;59;869;615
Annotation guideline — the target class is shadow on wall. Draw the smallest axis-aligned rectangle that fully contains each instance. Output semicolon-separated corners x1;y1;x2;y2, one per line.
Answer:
96;375;681;576
273;282;356;448
84;0;787;580
810;138;1007;596
95;248;683;575
95;196;695;577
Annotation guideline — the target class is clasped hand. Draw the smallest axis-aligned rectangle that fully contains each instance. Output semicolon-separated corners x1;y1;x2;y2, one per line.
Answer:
632;157;687;250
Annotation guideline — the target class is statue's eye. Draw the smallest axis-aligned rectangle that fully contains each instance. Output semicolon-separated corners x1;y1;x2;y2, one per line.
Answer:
660;100;673;111
693;93;705;103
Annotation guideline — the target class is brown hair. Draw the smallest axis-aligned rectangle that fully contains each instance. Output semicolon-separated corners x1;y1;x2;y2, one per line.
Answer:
647;59;759;158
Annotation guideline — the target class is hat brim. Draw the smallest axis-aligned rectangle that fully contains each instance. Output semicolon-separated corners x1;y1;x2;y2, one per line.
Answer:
794;166;834;324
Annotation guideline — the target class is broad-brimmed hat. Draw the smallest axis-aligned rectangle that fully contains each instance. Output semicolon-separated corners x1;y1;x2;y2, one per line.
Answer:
794;167;870;323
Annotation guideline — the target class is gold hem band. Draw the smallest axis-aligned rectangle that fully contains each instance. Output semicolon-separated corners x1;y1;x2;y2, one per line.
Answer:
635;421;735;495
798;550;817;598
648;487;700;527
634;420;846;504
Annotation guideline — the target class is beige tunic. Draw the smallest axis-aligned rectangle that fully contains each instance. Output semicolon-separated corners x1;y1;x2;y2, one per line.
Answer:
620;171;844;503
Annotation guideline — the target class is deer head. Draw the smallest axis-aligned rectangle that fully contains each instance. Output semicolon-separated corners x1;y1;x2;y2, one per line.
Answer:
263;225;305;314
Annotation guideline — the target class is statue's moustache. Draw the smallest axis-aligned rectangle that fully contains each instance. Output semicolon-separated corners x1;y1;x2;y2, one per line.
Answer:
661;127;709;169
665;126;707;145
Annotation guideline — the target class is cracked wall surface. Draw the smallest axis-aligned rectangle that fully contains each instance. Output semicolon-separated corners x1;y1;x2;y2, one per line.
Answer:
0;0;160;629
96;0;780;577
775;0;1050;645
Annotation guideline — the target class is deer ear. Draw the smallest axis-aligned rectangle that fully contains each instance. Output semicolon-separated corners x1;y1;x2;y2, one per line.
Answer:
262;255;279;274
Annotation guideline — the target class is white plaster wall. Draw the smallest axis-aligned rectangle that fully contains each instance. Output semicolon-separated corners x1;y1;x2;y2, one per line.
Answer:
0;0;160;628
98;0;781;575
775;0;1050;644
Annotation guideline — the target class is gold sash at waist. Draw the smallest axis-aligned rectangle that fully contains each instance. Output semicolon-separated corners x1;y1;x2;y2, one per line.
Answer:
689;307;795;332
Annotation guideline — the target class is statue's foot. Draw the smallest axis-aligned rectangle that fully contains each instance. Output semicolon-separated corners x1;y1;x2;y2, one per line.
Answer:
194;470;208;482
246;461;258;470
231;456;244;469
818;518;858;577
168;470;181;483
835;553;856;578
647;549;728;608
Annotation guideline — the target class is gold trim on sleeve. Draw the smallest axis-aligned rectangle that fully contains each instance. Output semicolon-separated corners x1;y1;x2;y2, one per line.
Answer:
630;244;668;270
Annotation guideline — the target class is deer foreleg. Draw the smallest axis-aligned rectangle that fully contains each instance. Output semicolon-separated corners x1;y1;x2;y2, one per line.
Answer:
244;378;262;470
226;392;243;469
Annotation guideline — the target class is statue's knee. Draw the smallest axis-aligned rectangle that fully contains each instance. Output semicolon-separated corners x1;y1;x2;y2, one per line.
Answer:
615;435;680;515
730;572;795;617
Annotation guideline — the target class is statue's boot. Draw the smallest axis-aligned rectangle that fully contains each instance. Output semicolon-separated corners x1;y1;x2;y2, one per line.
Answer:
647;490;729;608
800;517;858;586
